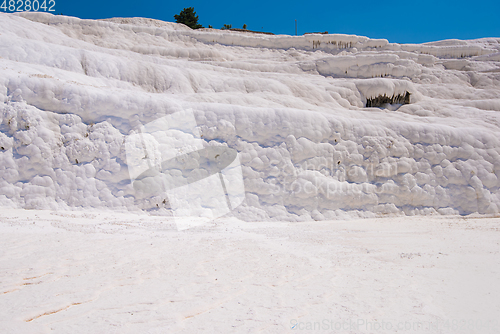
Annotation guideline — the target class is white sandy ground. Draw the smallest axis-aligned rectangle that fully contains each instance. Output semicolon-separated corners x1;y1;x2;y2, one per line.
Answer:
0;209;499;333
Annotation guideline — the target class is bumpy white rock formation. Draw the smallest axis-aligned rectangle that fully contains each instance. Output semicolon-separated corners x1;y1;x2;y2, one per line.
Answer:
1;12;500;220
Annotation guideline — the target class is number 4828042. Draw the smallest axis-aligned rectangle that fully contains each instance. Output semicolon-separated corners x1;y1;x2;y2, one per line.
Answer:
1;0;56;12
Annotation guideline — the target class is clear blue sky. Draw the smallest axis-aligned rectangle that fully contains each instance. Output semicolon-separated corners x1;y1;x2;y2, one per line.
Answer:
16;0;500;43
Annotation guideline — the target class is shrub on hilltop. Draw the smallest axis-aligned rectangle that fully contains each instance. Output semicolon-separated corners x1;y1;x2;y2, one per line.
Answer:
174;7;203;29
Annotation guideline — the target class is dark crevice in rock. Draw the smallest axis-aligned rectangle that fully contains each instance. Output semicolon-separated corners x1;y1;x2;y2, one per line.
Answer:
366;92;411;108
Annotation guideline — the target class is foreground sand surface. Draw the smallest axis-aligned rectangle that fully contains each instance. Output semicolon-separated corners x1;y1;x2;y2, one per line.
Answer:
1;209;499;333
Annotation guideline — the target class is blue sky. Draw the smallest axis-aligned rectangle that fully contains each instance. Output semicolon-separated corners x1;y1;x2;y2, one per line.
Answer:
10;0;500;43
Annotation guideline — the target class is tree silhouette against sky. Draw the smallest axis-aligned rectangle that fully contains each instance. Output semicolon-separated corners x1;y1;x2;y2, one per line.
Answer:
174;7;203;29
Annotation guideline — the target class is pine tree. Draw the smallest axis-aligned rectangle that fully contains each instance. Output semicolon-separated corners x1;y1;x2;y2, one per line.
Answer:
174;7;203;29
